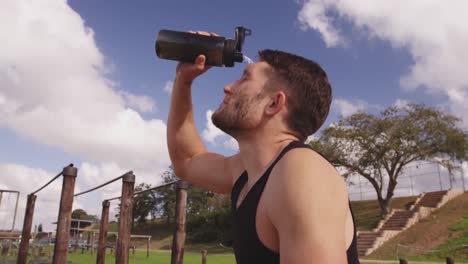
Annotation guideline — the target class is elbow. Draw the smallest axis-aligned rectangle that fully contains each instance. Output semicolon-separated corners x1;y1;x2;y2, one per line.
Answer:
171;163;188;181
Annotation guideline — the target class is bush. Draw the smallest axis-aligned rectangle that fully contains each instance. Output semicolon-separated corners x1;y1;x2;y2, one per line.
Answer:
186;208;232;245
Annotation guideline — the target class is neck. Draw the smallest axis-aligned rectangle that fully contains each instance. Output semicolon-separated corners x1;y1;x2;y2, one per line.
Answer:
235;130;299;184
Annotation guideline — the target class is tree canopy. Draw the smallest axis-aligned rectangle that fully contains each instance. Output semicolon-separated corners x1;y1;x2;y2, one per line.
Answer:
70;208;96;229
309;103;467;215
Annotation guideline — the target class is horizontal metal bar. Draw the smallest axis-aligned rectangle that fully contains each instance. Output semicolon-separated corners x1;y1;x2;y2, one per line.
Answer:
0;190;19;194
105;180;178;201
31;164;73;195
74;171;132;197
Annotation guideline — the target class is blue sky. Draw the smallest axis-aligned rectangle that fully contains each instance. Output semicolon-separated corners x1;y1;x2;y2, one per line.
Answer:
1;0;466;231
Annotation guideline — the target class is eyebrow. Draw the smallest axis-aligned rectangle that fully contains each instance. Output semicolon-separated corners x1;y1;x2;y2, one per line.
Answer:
243;69;251;77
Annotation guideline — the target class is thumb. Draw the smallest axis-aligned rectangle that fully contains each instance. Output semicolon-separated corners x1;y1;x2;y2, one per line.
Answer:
195;55;206;68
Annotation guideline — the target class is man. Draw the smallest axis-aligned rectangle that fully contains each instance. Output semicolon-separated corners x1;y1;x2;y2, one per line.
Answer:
167;32;359;264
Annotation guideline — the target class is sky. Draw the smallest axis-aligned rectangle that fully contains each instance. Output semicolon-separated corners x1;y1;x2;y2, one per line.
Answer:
0;0;467;232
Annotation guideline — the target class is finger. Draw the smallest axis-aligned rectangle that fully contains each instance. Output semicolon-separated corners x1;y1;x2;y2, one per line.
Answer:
195;55;206;66
197;31;211;36
188;30;196;34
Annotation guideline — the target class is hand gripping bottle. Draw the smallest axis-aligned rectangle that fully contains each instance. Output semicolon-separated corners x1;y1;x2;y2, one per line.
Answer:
155;26;252;67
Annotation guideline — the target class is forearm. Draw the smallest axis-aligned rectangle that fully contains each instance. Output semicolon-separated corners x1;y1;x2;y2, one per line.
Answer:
167;77;207;178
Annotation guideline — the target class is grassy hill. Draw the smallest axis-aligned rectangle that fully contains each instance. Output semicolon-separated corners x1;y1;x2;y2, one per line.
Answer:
366;192;468;262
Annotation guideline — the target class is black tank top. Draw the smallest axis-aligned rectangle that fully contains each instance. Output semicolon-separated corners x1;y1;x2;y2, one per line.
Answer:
231;141;360;264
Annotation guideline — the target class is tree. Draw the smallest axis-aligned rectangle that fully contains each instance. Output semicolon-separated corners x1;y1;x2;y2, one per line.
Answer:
309;103;467;215
71;209;93;228
153;166;230;224
132;183;157;227
154;169;178;224
71;209;88;220
37;223;43;233
186;194;232;244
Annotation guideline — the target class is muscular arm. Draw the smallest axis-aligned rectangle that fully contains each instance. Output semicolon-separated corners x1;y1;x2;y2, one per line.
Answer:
167;51;236;194
270;149;349;263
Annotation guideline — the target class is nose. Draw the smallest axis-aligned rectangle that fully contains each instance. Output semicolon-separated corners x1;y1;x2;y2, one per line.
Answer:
223;82;234;95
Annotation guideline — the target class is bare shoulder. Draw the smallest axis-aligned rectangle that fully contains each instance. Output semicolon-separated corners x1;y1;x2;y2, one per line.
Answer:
266;147;350;261
268;147;349;219
274;148;347;192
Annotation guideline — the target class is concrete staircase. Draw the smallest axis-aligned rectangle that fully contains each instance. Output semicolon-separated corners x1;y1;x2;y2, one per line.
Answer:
357;231;381;256
380;210;415;231
356;189;463;256
411;190;446;212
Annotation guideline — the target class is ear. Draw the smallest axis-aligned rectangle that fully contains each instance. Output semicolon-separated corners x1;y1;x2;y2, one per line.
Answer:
265;91;287;116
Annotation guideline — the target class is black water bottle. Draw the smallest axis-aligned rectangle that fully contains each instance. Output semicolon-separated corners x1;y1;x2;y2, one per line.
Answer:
155;27;252;67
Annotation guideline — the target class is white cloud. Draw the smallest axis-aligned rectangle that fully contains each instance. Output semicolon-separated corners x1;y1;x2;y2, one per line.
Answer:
223;138;239;151
298;1;345;47
163;80;173;95
298;0;468;126
0;164;64;232
0;0;172;230
202;110;225;143
119;91;156;113
394;99;410;109
201;110;238;151
0;0;170;172
332;98;368;117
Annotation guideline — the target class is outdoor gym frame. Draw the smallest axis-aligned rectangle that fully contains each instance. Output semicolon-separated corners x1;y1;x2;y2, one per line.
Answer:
0;189;20;232
73;170;136;264
98;179;183;264
16;163;189;264
17;164;77;264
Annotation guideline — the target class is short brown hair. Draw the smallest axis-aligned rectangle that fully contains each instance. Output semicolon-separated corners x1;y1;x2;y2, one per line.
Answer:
259;50;332;141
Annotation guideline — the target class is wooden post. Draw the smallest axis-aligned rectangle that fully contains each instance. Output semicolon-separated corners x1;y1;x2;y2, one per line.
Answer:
12;191;20;231
53;165;78;264
86;232;91;252
115;172;135;264
446;256;455;264
17;193;36;264
202;250;207;264
171;181;189;264
74;230;78;250
90;232;95;254
97;200;110;264
146;237;150;258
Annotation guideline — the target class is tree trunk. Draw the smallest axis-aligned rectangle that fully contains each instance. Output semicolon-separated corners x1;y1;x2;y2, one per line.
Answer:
379;177;398;216
378;198;391;216
367;176;389;216
377;195;390;217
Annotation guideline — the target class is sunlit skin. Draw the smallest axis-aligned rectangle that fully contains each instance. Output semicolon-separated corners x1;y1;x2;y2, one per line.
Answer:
167;31;354;263
212;62;274;138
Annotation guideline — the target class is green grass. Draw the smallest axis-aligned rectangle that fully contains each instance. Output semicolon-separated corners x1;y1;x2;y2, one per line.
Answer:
67;250;236;264
450;213;468;231
366;193;468;263
0;246;236;264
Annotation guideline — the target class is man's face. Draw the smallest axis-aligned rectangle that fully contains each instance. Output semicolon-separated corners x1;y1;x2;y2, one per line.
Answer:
212;61;272;136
